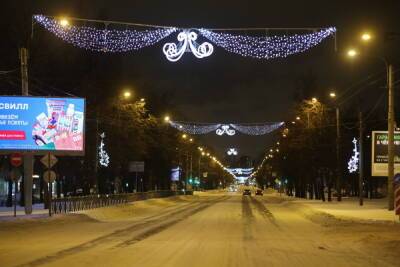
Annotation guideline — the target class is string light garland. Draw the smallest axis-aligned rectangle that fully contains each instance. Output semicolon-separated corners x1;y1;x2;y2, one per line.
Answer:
99;132;110;167
33;15;176;53
169;121;221;135
230;122;285;136
348;138;359;173
169;121;284;136
199;28;336;59
33;15;336;61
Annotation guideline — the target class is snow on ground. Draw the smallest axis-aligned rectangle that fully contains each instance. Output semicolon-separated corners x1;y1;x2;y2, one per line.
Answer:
288;195;399;222
0;193;399;267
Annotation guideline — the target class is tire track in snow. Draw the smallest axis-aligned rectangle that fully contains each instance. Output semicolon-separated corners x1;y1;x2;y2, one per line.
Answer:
249;196;280;228
16;196;227;267
242;196;254;241
114;197;228;247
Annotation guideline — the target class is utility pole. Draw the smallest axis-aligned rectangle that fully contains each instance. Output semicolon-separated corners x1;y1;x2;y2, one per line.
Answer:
336;107;342;201
198;155;201;189
20;47;34;215
388;64;395;210
359;111;363;206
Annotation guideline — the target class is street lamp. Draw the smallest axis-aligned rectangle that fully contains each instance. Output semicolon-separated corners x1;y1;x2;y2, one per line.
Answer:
296;116;301;121
182;134;187;139
361;32;372;42
59;18;69;27
329;91;342;201
164;116;170;123
122;90;132;99
347;49;358;58
311;97;318;103
348;32;395;210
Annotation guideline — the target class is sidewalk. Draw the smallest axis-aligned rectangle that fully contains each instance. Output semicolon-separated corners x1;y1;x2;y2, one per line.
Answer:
0;204;49;221
292;196;399;223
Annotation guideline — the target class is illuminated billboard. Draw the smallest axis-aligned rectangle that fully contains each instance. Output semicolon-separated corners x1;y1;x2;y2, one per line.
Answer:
371;131;400;176
0;96;85;154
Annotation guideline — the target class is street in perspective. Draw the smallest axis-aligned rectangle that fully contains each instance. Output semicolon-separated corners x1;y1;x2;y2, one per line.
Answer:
1;1;400;267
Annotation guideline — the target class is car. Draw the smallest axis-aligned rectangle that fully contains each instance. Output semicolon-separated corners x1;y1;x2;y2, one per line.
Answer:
255;189;263;196
243;189;251;196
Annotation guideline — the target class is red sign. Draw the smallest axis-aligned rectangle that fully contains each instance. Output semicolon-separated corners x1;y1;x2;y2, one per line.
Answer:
0;130;26;140
10;153;23;167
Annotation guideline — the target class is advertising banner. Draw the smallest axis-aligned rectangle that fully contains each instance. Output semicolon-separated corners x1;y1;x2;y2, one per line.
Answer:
371;131;400;176
0;96;85;154
171;167;181;181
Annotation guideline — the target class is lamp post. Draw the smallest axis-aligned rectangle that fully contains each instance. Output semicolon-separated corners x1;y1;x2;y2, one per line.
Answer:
347;33;395;210
329;92;342;201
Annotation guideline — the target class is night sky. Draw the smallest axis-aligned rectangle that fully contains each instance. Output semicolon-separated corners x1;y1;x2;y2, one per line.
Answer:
2;1;400;160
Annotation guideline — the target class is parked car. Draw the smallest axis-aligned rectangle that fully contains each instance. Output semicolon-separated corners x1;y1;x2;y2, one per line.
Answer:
255;189;263;196
243;189;251;196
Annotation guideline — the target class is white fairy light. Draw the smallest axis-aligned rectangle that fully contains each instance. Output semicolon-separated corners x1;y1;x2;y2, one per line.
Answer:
170;121;284;136
34;15;336;61
230;122;285;135
33;15;177;53
169;121;221;134
198;27;336;59
348;138;359;173
99;132;110;167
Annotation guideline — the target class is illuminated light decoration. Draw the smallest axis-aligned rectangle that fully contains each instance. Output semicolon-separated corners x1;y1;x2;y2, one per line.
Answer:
230;122;285;136
169;121;221;135
227;148;238;156
99;132;110;167
163;31;213;62
33;15;177;53
34;15;336;62
348;138;359;173
225;168;253;176
216;125;236;136
169;121;284;136
198;27;336;59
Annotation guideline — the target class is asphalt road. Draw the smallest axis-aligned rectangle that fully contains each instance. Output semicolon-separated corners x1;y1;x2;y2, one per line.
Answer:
1;194;398;267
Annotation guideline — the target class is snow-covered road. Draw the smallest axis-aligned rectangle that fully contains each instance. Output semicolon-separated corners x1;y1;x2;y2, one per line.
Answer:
1;194;399;267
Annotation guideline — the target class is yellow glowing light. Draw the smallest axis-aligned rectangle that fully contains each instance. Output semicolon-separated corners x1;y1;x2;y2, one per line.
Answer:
330;92;336;98
164;116;170;122
347;49;357;57
59;18;69;27
182;134;187;139
361;33;371;41
123;91;131;99
296;116;301;120
311;97;318;103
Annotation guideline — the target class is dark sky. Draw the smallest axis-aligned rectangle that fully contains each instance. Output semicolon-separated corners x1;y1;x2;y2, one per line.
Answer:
2;0;400;160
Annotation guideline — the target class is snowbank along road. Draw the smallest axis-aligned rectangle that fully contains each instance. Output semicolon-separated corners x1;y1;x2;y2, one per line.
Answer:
0;193;399;267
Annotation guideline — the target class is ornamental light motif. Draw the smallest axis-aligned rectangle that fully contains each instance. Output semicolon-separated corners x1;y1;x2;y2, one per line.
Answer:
216;125;236;136
227;148;238;156
163;31;213;62
99;132;110;167
348;138;359;173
